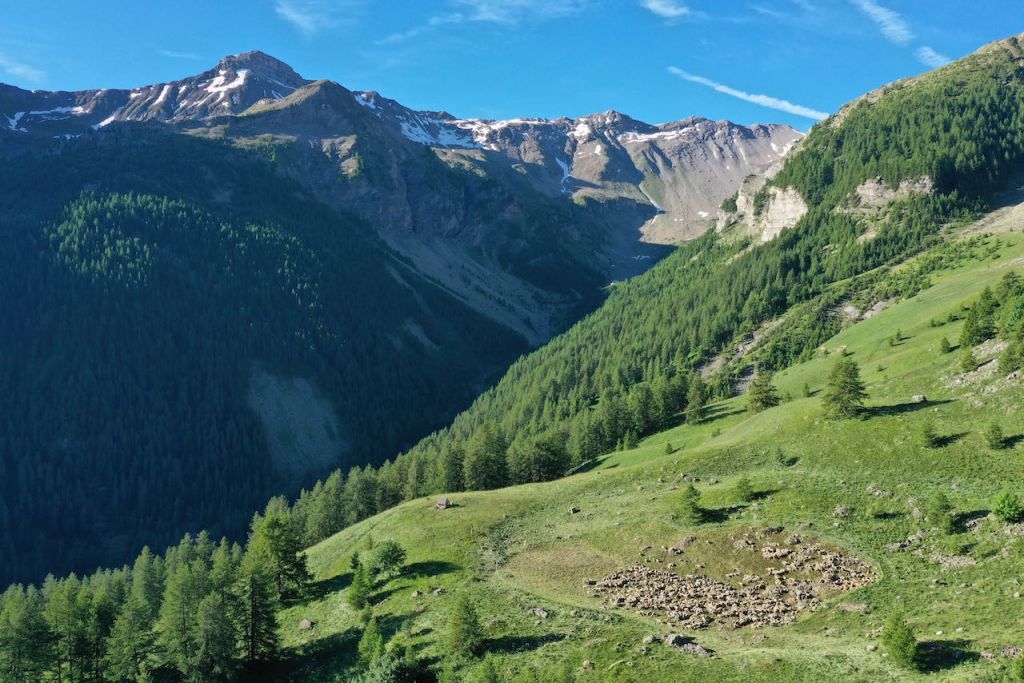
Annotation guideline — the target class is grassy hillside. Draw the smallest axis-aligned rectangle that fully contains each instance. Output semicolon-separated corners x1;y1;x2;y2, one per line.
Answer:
270;215;1024;681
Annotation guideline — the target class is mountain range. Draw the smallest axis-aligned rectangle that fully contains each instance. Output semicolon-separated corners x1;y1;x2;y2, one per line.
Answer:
0;52;797;584
2;51;799;341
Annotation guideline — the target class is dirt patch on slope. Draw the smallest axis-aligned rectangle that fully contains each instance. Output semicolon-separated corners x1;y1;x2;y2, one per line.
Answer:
247;368;346;478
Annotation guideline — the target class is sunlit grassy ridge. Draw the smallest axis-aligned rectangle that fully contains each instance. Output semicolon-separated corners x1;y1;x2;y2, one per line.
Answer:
268;224;1024;681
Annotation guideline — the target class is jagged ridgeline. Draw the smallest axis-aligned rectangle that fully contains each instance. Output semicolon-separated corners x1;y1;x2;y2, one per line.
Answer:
399;36;1024;449
0;131;527;585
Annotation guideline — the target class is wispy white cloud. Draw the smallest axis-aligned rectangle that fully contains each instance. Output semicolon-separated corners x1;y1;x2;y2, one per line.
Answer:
915;45;950;68
159;49;201;60
274;0;363;36
377;0;588;46
668;66;828;120
850;0;913;45
0;51;45;83
640;0;692;19
456;0;589;23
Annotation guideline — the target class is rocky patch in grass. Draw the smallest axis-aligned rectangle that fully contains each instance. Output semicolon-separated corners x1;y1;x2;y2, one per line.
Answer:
590;534;875;630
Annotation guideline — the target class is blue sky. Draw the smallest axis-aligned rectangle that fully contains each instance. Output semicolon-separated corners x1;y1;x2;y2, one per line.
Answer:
0;1;1019;129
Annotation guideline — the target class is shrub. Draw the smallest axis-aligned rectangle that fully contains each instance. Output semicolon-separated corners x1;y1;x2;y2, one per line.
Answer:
993;490;1024;523
927;492;955;534
367;540;407;583
984;422;1005;450
960;349;977;373
881;612;918;670
735;476;755;503
939;337;951;354
920;422;941;449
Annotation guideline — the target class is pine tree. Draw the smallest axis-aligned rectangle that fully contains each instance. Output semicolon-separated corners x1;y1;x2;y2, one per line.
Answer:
0;585;53;683
463;423;509;491
104;592;156;683
685;377;706;425
735;476;755;503
440;443;466;492
984;422;1005;449
446;593;484;658
747;368;780;413
157;558;208;676
194;592;239;681
993;490;1024;523
822;358;867;419
677;484;704;524
236;549;278;667
248;505;311;598
927;492;954;534
960;348;978;373
358;615;386;665
881;612;918;670
348;564;372;610
920;421;941;448
939;337;951;354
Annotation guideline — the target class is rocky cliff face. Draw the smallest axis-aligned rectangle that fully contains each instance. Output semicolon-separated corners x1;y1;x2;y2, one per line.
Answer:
1;52;804;342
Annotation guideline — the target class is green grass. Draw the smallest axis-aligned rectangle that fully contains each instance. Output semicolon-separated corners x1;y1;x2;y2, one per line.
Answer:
268;227;1024;682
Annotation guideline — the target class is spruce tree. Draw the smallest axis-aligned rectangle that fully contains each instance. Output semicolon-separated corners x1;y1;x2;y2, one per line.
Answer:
194;592;239;680
881;612;918;670
685;377;706;425
677;484;704;524
358;615;386;665
927;492;954;534
157;559;208;676
446;594;484;658
348;564;372;610
822;358;868;419
236;549;278;667
735;476;755;503
984;422;1005;449
747;369;780;413
463;423;509;491
248;506;311;598
104;593;156;682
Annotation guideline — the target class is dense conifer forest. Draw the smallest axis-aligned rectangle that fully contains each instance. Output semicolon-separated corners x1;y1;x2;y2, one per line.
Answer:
0;130;527;584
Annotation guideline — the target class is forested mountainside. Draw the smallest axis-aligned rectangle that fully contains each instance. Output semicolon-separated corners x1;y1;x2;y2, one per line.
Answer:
0;49;800;585
0;129;529;585
3;30;1024;682
262;33;1024;552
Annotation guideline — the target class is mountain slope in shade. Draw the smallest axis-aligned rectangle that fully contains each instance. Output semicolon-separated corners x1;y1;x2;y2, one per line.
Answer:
1;52;800;342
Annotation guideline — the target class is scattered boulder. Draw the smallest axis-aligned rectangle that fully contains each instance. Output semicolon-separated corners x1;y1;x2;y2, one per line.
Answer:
298;619;314;631
834;505;852;518
569;506;581;515
911;394;927;403
435;496;452;510
527;607;550;619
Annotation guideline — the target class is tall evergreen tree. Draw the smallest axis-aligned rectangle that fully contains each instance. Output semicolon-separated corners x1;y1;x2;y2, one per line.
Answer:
822;358;868;419
157;558;209;676
747;368;780;413
685;376;707;425
104;592;157;682
248;505;311;598
463;423;509;491
446;593;484;659
193;592;239;681
236;548;278;668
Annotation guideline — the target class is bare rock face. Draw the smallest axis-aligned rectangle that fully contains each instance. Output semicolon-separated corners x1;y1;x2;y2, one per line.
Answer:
716;175;807;243
852;176;935;208
754;187;808;241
